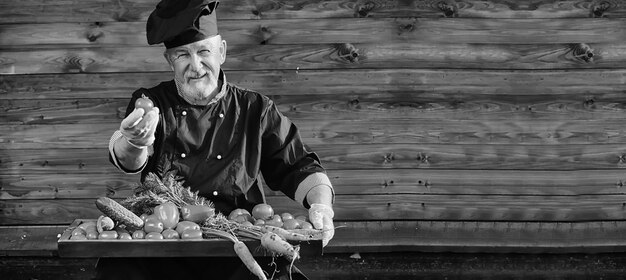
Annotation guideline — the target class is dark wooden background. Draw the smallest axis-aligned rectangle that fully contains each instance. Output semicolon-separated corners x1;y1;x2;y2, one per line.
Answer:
2;0;626;264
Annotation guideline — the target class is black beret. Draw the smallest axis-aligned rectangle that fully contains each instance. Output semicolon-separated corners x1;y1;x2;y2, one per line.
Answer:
146;0;219;49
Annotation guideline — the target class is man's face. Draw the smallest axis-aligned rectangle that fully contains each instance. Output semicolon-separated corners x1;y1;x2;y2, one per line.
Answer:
164;36;227;103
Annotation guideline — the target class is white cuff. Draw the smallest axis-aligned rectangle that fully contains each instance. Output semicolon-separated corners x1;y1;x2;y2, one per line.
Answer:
294;172;335;207
109;130;145;174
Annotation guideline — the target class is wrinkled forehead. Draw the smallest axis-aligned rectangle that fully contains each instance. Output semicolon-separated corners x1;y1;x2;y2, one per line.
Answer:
167;35;221;53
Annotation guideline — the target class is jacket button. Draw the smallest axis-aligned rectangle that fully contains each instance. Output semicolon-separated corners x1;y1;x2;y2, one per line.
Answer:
181;153;186;158
182;111;187;116
216;155;222;160
212;191;218;196
219;113;224;118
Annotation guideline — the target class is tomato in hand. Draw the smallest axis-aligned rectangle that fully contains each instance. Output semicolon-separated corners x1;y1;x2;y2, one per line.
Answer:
134;94;154;115
251;203;274;220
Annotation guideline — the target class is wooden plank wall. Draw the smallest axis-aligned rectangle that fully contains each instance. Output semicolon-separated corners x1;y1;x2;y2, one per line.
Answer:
2;0;626;251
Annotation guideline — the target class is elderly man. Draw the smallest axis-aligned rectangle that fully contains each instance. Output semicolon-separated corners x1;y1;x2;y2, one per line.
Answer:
97;0;335;279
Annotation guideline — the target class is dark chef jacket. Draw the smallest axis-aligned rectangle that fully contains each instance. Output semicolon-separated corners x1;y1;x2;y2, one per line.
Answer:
110;71;328;214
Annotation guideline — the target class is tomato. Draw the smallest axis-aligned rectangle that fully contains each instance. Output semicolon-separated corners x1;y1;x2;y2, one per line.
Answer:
98;230;119;240
86;230;99;240
118;232;133;240
270;214;282;223
140;213;150;222
282;219;300;230
295;215;308;222
280;212;294;221
175;221;200;235
143;215;164;233
241;221;254;227
254;219;265;226
228;208;251;220
154;202;180;229
134;95;154;115
181;229;203;240
162;228;180;239
234;214;254;224
145;232;164;240
251;203;274;220
132;230;146;239
71;228;86;236
265;219;283;228
70;234;87;240
181;205;215;223
300;221;313;230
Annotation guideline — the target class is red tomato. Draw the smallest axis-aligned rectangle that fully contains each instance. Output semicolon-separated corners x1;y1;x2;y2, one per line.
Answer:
280;212;294;221
132;230;146;239
251;203;274;220
228;208;251;220
98;230;119;240
300;221;313;230
283;219;300;230
181;229;203;240
144;216;164;233
118;232;133;240
162;228;180;239
175;221;200;235
134;95;154;115
145;232;164;240
254;219;265;226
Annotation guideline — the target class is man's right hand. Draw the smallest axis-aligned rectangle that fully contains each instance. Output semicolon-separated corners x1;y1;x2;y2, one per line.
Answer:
120;107;160;148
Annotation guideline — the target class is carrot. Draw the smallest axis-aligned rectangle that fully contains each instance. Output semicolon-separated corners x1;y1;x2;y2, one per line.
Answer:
234;241;267;280
260;232;300;262
202;227;267;280
261;225;318;241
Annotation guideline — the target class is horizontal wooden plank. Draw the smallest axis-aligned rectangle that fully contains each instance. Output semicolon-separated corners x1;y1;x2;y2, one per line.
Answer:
0;18;624;49
2;195;626;225
0;225;63;256
327;220;626;254
5;117;626;149
2;70;625;100
4;168;626;200
4;91;626;125
1;0;625;23
4;144;626;176
1;43;624;74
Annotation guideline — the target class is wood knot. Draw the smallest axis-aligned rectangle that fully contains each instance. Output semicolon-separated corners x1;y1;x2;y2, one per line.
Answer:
583;97;595;108
257;26;273;45
437;1;458;18
416;152;430;163
348;98;360;108
619;154;626;163
571;43;594;62
590;1;612;18
383;153;394;164
336;43;360;63
354;1;376;18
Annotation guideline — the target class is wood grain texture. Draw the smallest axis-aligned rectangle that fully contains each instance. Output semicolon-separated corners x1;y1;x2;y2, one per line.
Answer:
4;91;626;125
1;43;624;74
1;0;625;23
2;195;626;224
4;116;626;150
0;18;624;48
4;144;626;175
3;169;626;201
2;70;625;100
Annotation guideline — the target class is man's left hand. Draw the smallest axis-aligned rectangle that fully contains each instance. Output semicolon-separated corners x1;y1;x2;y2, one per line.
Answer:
308;203;334;247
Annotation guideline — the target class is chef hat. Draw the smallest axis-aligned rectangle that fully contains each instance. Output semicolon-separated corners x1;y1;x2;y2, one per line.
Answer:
146;0;219;49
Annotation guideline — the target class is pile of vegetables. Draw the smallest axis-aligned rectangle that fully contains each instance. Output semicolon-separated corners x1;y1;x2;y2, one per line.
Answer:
70;171;325;280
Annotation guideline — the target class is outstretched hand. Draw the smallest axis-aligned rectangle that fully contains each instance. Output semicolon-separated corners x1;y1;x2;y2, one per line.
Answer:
120;107;160;149
308;203;334;247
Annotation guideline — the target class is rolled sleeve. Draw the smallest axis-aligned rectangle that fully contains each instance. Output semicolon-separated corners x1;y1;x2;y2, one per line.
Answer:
294;172;335;208
108;130;146;174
